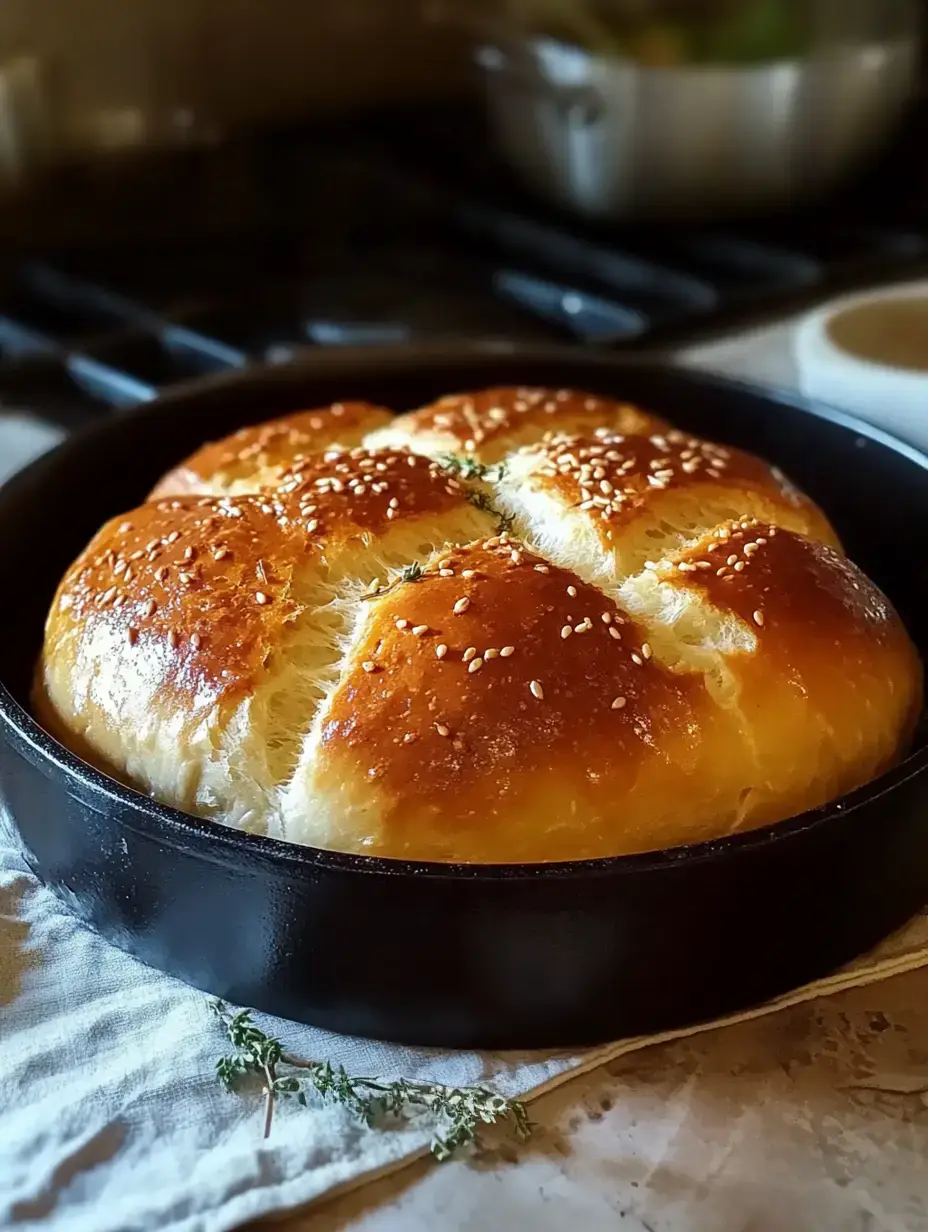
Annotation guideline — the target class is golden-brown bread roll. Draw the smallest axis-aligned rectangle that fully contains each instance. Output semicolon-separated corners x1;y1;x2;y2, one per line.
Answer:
150;401;394;498
365;386;669;461
35;390;922;862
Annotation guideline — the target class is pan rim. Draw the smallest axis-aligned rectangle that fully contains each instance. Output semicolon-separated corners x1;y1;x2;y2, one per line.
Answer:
3;340;927;882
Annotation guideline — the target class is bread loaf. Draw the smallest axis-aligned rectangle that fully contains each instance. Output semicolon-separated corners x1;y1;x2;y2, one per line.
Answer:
35;386;922;862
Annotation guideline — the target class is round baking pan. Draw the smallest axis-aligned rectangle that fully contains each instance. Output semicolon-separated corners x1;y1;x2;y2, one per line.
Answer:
2;344;927;1048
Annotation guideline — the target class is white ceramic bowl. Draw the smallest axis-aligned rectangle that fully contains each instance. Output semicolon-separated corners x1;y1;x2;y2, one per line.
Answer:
794;280;928;457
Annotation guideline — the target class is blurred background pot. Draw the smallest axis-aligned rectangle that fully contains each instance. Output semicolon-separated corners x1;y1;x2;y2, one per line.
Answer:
465;0;922;219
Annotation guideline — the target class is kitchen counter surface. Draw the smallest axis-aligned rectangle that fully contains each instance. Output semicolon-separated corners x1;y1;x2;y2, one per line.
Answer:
278;967;928;1232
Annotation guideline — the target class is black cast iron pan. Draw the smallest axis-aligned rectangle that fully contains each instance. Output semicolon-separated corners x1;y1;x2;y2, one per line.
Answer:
1;343;927;1049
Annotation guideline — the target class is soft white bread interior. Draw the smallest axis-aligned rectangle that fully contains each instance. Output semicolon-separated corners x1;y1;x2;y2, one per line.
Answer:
35;386;923;862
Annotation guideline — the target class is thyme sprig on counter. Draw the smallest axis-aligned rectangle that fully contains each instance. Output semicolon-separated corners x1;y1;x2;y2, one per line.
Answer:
212;1002;532;1161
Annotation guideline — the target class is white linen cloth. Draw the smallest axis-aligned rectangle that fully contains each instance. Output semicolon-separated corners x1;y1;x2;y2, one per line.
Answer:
3;804;928;1232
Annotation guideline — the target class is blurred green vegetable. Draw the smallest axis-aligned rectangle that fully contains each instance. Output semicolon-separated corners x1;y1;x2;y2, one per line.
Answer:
509;0;807;65
695;0;802;62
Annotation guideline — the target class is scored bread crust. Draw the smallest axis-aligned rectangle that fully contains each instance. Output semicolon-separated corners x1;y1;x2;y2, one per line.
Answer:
36;386;923;861
150;401;394;498
365;386;669;462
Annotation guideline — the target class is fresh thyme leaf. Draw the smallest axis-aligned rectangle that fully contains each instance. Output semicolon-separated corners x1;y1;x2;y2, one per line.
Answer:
211;1000;533;1161
438;454;507;483
467;490;497;515
438;453;489;481
466;490;516;536
361;560;423;602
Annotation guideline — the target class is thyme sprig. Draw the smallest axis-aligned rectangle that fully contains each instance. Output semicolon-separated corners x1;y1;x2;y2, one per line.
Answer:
212;1002;532;1161
466;489;516;534
437;454;507;483
361;560;423;603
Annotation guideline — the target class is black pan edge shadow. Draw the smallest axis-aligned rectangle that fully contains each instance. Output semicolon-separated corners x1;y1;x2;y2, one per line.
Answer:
1;341;927;1048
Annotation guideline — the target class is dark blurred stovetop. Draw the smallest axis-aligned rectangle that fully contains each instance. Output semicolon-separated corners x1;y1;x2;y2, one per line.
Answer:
3;99;928;433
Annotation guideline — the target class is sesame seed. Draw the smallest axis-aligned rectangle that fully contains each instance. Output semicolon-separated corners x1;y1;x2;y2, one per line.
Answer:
436;724;450;737
601;612;612;624
190;632;202;650
167;630;178;648
435;644;448;659
468;658;484;673
411;624;429;637
462;569;476;579
753;609;765;627
306;519;319;533
403;732;417;744
362;661;377;673
485;648;499;660
213;549;229;561
561;625;572;639
463;647;477;663
183;546;195;561
438;559;452;569
716;567;729;577
453;597;470;614
727;555;738;566
389;497;399;509
255;591;269;605
631;652;643;666
500;646;515;657
529;679;544;700
142;598;156;619
733;561;746;572
534;565;550;574
567;585;577;597
439;568;454;578
608;627;622;641
611;696;627;710
641;642;652;660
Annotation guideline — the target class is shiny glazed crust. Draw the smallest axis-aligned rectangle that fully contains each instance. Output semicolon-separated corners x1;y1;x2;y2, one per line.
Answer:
36;386;923;862
150;401;394;497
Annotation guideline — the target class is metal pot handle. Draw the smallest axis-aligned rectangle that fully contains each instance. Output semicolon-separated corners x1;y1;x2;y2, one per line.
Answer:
474;45;605;125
